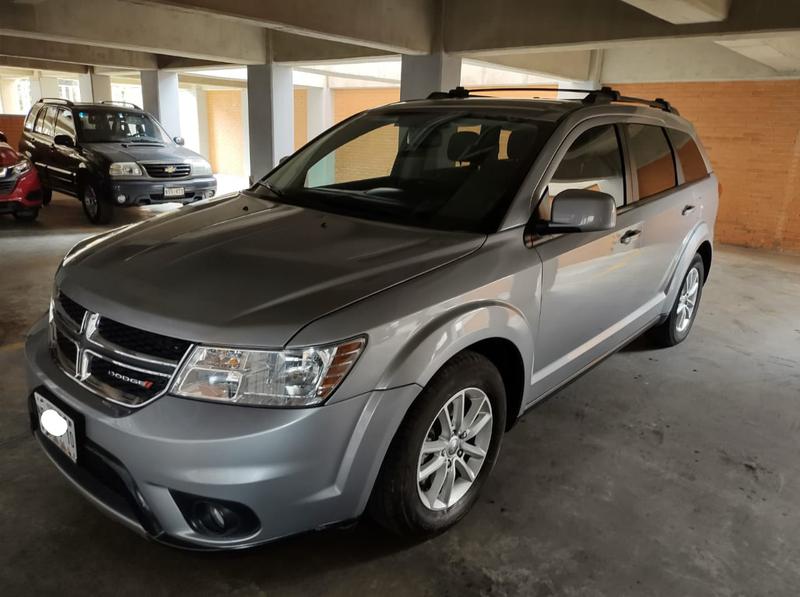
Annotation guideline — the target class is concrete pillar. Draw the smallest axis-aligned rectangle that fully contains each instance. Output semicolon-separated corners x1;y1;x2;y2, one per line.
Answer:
400;52;461;101
38;75;60;99
91;74;112;102
141;70;181;138
196;88;210;160
78;74;93;102
246;62;294;182
558;50;603;99
306;83;333;140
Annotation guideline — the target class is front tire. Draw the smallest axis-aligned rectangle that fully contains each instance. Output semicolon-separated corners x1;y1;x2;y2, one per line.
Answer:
81;182;113;225
651;254;705;347
368;351;506;537
41;187;52;206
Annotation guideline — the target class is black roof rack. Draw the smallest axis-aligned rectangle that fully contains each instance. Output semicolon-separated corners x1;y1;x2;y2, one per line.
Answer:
428;85;679;114
38;97;74;107
99;100;141;110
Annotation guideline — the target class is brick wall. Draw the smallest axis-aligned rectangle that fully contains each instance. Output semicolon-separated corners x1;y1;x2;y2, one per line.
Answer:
294;88;308;150
613;81;800;253
206;90;245;176
0;114;25;150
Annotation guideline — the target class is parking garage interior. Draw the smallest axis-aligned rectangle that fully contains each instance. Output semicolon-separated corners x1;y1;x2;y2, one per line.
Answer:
1;1;800;595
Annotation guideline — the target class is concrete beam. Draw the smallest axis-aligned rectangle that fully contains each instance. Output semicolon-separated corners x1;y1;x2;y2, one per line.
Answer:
445;0;800;55
0;35;157;70
0;56;88;74
0;0;268;63
400;53;461;100
138;0;434;54
717;35;800;73
620;0;731;24
600;38;790;82
270;31;393;64
477;50;596;82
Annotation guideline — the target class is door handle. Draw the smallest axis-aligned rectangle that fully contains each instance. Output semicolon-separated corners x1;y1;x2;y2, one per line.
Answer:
620;229;641;244
682;204;696;215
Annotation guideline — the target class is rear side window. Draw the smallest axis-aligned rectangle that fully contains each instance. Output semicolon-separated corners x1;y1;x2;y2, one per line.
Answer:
545;124;626;209
38;106;58;137
24;106;41;131
667;129;709;184
625;124;676;201
34;107;48;134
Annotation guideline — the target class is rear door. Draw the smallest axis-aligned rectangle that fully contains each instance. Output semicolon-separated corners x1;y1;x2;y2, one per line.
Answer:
531;122;655;398
49;108;80;194
19;105;41;159
30;106;58;187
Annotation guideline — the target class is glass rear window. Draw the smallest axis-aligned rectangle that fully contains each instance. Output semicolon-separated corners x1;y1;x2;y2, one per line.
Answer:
261;110;556;233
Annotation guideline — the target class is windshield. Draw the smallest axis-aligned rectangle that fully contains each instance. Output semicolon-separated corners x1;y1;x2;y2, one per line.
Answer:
74;108;171;144
256;110;555;233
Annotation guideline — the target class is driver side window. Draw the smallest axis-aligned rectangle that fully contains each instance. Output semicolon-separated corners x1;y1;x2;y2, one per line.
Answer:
539;124;625;220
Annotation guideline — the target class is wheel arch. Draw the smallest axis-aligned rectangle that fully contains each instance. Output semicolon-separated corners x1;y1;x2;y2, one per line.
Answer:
697;240;712;282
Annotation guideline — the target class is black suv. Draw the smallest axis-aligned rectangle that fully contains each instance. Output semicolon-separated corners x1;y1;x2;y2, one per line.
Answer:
19;99;216;224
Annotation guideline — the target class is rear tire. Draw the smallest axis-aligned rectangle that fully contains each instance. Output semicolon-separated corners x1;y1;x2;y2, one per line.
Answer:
13;209;39;222
651;254;705;347
81;182;113;225
368;351;506;537
41;187;52;206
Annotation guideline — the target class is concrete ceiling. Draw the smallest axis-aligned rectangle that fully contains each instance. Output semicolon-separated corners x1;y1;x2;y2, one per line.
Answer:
0;0;798;84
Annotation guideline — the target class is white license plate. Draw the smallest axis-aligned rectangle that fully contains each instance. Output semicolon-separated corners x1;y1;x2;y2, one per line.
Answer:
35;393;77;463
163;187;185;198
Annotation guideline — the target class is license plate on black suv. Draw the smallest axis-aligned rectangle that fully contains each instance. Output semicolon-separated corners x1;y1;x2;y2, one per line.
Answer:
164;187;185;198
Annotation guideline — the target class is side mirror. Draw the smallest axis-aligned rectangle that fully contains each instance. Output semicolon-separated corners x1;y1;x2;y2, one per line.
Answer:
173;136;185;146
53;134;75;148
539;189;616;234
0;131;7;143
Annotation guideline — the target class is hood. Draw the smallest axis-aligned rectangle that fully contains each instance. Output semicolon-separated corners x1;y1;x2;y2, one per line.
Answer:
83;141;202;163
58;193;484;347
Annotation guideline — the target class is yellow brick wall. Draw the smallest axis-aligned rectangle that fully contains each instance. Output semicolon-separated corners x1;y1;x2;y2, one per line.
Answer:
294;88;307;150
614;81;800;253
206;90;244;176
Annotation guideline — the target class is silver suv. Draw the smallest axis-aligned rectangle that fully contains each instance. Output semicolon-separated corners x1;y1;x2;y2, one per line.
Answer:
25;87;717;549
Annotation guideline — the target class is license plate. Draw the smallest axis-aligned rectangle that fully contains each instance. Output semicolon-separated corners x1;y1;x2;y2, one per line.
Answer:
164;187;185;198
34;393;77;463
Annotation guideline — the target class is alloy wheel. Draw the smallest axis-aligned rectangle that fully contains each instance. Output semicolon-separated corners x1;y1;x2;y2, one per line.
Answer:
84;186;99;219
676;266;700;333
417;387;493;511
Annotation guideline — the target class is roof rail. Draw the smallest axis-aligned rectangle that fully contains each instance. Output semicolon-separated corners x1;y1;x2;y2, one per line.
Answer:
583;87;680;114
99;100;141;110
38;97;74;107
427;85;679;114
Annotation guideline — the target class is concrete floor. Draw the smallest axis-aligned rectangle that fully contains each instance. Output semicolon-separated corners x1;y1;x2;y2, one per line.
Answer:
1;195;799;596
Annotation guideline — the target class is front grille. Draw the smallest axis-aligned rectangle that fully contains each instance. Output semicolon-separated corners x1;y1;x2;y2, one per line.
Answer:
51;293;192;407
97;318;191;361
0;178;17;194
143;163;191;178
58;293;87;327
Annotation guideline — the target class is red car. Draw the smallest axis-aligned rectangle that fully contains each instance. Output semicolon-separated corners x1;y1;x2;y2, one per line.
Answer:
0;131;43;221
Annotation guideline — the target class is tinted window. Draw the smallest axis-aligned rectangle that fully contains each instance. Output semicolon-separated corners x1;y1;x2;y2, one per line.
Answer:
39;106;58;137
264;111;554;233
626;124;676;200
34;107;49;134
667;129;708;184
24;106;41;131
543;124;625;214
55;109;76;137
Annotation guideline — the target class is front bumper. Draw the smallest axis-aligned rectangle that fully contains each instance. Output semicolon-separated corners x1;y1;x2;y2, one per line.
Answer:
0;169;42;213
25;318;418;549
109;176;217;206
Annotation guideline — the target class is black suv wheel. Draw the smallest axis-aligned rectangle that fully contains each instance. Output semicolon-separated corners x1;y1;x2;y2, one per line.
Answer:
81;182;113;225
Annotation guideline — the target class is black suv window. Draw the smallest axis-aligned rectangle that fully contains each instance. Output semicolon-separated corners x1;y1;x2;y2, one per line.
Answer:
24;106;42;131
625;124;676;201
55;109;76;138
544;124;625;214
36;106;58;137
667;129;709;184
74;108;169;143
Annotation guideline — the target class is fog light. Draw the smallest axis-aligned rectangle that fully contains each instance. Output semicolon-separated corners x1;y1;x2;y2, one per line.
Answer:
116;194;127;204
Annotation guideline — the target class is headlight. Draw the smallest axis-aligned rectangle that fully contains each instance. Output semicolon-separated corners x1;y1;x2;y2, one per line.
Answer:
109;162;143;177
186;157;212;176
171;337;366;407
11;159;32;176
